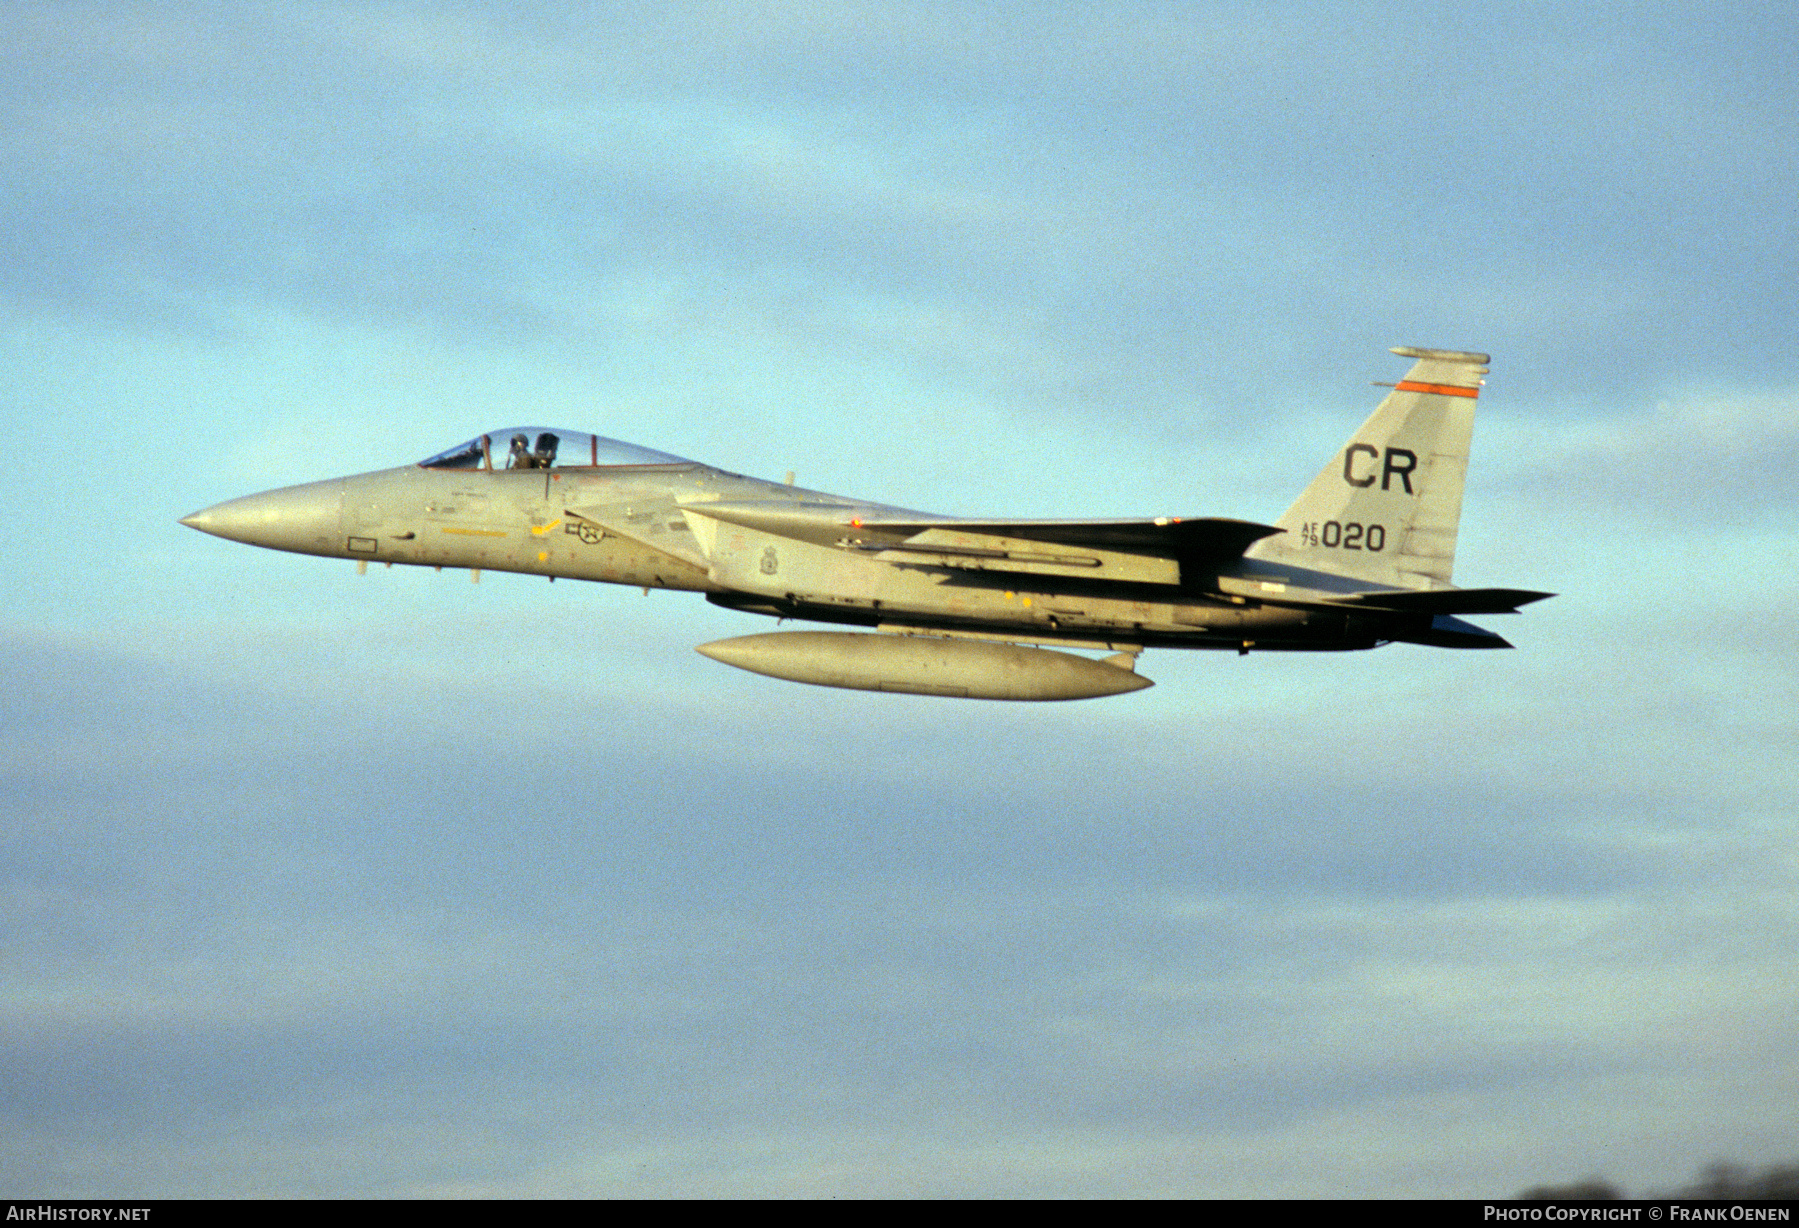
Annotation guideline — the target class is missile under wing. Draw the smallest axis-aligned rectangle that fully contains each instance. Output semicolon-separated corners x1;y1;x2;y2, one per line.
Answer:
181;348;1552;700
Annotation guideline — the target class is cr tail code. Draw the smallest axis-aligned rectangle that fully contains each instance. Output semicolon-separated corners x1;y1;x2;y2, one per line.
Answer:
1343;445;1417;493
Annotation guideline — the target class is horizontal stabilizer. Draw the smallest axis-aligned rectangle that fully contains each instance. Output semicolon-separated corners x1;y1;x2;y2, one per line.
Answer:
1326;587;1556;615
1388;614;1514;649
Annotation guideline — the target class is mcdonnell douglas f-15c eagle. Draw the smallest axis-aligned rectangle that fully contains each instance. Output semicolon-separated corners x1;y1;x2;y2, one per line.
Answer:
182;346;1551;700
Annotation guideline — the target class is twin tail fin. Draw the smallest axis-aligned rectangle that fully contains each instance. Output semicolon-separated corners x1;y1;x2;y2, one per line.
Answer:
1246;346;1488;590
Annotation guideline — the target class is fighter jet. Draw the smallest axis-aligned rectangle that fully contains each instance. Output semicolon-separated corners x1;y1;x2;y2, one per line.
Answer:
182;346;1550;700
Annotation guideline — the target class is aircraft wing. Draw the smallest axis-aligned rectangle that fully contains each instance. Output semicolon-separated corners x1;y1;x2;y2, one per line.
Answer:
680;501;1282;587
848;517;1284;586
857;517;1283;557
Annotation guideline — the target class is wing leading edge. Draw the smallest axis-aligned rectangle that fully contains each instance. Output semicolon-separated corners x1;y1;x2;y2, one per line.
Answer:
859;517;1284;558
852;517;1282;586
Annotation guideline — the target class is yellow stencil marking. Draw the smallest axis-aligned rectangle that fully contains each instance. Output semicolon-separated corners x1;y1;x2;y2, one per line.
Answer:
442;527;506;538
530;518;563;537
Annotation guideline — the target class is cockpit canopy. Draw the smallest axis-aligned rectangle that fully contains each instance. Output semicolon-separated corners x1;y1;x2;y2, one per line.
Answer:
419;428;691;471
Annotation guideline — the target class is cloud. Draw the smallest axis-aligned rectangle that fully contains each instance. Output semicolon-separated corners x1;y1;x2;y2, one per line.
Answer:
6;1;1794;402
1504;386;1799;522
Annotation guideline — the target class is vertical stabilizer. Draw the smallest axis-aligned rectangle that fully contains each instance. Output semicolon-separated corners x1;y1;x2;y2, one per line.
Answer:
1246;346;1487;589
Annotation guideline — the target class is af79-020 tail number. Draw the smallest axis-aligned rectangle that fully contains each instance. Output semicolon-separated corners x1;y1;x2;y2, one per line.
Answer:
1296;520;1385;551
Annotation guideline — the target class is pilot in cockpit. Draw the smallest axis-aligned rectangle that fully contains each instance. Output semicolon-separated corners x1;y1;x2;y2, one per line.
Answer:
507;432;562;470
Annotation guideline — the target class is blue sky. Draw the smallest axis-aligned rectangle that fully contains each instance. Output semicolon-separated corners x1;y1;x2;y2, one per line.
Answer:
3;1;1796;1198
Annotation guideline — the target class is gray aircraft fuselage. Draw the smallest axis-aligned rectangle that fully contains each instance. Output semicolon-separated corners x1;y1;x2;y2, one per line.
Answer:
182;349;1551;698
184;454;1331;646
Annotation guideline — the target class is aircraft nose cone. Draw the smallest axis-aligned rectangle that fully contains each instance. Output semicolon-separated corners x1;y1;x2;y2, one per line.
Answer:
180;479;344;555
